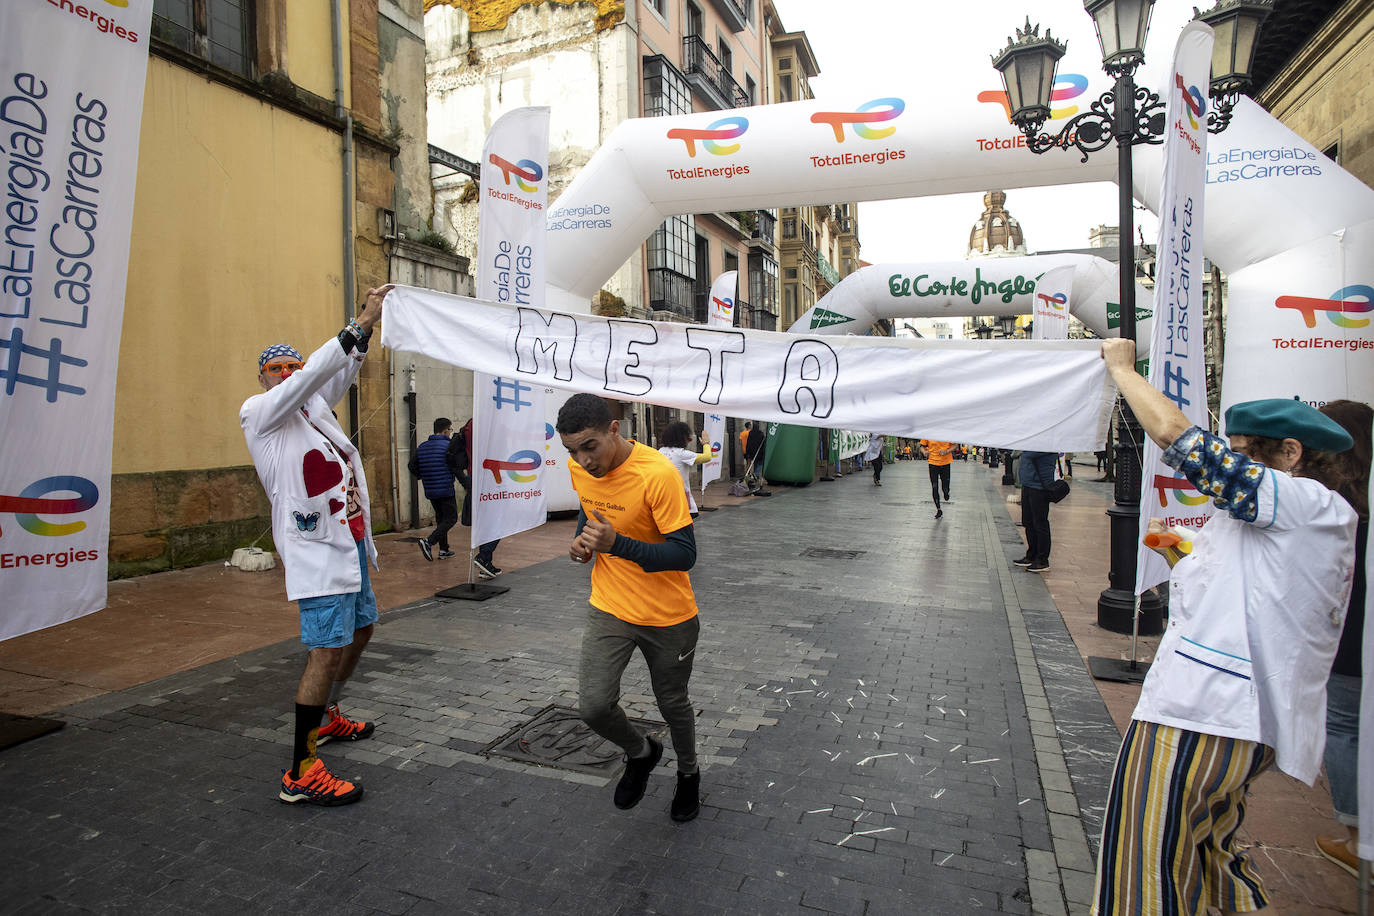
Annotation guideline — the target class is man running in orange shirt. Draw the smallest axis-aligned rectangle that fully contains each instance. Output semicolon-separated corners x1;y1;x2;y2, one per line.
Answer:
919;439;955;520
558;394;702;823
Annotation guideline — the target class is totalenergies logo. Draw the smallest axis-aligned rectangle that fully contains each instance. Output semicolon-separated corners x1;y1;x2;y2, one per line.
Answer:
978;74;1089;122
1036;291;1067;312
1276;285;1374;329
1152;474;1209;508
1174;73;1205;130
667;116;748;157
0;475;99;536
482;450;542;484
713;293;734;317
488;153;543;192
810;98;905;142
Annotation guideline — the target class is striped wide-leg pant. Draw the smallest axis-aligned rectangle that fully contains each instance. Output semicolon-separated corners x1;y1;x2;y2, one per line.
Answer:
1091;720;1275;915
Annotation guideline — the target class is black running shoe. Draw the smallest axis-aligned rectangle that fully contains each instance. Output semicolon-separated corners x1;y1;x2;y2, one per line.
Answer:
671;770;700;822
613;735;662;809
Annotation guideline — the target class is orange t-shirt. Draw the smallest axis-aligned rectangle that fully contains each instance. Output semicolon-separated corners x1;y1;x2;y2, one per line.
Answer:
569;442;698;627
921;440;954;466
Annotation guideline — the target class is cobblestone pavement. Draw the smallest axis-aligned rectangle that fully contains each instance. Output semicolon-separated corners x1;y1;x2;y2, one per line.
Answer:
0;462;1122;915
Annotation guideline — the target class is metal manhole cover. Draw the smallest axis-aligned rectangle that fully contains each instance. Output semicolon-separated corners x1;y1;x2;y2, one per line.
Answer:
485;704;662;775
801;547;865;560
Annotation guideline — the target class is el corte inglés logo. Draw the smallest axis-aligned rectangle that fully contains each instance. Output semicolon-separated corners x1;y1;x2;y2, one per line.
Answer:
809;308;853;330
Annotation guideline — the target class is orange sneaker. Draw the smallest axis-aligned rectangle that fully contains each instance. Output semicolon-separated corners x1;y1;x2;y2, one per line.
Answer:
279;758;363;806
317;704;374;745
1316;836;1371;881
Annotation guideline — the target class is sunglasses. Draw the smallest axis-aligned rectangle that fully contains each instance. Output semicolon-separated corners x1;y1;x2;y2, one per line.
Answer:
262;361;303;375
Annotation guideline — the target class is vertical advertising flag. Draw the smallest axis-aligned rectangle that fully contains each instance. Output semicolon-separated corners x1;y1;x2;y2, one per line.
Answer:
700;270;736;491
1030;266;1073;340
0;1;154;641
474;107;550;548
471;374;548;548
1135;22;1215;595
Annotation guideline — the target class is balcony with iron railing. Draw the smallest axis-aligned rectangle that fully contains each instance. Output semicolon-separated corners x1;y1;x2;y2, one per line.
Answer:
817;253;841;287
753;209;776;242
682;35;748;110
708;0;749;32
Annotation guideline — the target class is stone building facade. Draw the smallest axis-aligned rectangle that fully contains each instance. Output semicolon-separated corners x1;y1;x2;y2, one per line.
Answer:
110;0;433;576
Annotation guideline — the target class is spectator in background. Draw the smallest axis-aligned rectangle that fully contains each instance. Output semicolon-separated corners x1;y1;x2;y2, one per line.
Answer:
450;417;502;579
410;418;457;561
1313;399;1372;881
743;421;766;472
1015;450;1057;573
864;434;886;488
658;420;713;518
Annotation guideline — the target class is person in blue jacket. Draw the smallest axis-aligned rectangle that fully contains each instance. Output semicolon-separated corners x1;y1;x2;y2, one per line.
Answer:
411;418;458;561
1016;450;1058;573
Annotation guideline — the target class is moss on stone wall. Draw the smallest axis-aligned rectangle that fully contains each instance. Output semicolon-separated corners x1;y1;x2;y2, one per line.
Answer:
424;0;624;32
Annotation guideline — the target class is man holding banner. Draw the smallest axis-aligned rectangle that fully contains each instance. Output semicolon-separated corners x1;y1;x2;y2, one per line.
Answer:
240;285;391;807
558;393;702;823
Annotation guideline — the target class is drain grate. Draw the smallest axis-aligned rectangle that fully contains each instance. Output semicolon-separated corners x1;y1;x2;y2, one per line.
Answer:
801;547;865;560
485;704;662;775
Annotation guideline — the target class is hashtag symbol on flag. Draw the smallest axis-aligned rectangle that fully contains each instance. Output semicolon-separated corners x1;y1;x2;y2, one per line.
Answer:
1;328;88;402
491;376;532;411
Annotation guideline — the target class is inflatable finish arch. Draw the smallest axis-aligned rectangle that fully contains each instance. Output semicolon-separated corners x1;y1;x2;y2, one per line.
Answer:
543;80;1374;411
786;255;1150;348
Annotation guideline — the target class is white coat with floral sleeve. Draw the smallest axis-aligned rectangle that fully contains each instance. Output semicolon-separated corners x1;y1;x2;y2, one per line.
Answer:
240;338;378;601
1133;467;1356;784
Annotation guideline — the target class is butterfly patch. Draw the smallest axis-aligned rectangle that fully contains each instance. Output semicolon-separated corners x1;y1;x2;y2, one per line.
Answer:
293;511;320;532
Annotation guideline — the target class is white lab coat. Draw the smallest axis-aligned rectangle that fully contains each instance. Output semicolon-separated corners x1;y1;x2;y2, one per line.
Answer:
1133;467;1357;784
240;338;377;601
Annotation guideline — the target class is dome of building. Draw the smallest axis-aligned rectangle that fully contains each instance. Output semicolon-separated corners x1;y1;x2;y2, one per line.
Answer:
967;190;1027;258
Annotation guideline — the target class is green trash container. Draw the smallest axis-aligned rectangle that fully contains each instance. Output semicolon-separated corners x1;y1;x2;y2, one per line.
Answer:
761;423;818;485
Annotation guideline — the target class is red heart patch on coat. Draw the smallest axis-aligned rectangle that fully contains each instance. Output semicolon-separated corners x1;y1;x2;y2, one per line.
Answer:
329;498;345;516
302;449;343;497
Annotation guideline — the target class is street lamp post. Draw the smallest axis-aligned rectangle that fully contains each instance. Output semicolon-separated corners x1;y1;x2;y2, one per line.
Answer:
992;0;1272;643
996;315;1021;484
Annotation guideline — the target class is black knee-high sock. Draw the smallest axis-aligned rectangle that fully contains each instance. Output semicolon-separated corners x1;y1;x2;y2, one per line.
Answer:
293;703;326;778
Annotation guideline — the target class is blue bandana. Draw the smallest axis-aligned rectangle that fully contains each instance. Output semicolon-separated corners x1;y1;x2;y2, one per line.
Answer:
258;344;303;370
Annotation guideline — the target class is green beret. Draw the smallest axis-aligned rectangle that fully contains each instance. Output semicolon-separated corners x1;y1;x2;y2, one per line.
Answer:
1224;398;1354;453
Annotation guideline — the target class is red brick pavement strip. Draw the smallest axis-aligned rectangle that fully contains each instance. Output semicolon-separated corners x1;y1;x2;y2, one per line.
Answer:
0;480;755;718
992;464;1358;915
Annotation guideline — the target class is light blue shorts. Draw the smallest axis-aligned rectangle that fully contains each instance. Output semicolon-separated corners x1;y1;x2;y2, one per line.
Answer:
297;540;378;649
